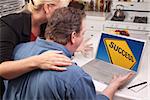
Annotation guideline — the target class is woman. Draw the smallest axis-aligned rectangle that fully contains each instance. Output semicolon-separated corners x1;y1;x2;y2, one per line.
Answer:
0;0;72;98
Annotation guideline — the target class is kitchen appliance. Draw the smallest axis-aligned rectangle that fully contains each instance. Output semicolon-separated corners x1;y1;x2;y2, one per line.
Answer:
104;2;150;40
133;16;148;23
111;4;125;21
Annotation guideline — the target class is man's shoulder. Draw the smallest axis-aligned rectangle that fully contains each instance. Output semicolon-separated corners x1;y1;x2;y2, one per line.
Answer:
42;64;86;77
13;42;36;59
41;64;90;86
66;64;87;77
14;41;35;50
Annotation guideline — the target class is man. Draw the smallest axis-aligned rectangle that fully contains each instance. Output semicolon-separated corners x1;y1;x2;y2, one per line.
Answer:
3;7;134;100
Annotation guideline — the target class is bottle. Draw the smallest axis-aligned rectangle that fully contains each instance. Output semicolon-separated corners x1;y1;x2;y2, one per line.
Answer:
95;0;99;11
100;0;104;12
90;0;94;11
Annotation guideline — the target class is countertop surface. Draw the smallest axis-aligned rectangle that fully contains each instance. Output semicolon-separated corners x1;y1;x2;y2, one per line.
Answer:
85;11;109;21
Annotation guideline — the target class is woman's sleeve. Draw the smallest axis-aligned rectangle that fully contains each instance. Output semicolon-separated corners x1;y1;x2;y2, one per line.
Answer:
0;18;18;63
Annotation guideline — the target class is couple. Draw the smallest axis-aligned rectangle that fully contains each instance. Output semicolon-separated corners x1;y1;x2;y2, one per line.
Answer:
3;7;134;100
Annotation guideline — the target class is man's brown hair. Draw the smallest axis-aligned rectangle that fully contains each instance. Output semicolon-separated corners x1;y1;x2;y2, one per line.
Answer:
45;7;86;45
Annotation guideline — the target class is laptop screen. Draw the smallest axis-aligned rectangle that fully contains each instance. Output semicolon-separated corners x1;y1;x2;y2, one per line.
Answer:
96;33;145;72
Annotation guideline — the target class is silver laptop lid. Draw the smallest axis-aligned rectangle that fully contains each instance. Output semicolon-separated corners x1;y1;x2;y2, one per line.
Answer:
96;32;146;72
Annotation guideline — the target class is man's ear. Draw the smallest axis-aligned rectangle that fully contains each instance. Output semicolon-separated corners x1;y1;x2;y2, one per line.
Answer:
70;31;77;44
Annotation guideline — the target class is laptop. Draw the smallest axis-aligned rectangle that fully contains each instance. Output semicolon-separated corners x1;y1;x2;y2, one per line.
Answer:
82;32;146;85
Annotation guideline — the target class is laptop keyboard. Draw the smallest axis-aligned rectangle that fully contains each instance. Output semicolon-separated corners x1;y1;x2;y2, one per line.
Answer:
82;59;131;84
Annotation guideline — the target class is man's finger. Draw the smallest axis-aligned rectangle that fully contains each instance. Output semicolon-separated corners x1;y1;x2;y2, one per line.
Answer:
84;37;92;43
126;72;135;80
84;47;93;51
85;43;93;47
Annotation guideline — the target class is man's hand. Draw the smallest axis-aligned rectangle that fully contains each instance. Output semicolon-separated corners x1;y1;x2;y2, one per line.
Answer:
102;72;135;100
76;38;93;57
110;72;135;88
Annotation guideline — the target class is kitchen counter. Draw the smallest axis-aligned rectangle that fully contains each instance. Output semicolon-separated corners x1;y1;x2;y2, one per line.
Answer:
85;11;109;21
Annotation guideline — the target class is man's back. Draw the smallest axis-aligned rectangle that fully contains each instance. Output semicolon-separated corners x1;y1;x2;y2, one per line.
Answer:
4;64;95;100
3;38;109;100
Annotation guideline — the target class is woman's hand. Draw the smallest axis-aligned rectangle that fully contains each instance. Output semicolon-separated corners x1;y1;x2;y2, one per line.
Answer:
0;51;72;79
34;51;72;71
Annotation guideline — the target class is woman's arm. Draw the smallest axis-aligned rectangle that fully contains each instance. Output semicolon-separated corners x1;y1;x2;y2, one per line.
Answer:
0;51;72;79
0;15;72;80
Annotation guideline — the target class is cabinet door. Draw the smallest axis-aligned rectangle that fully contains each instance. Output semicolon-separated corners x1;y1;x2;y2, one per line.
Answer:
86;19;104;31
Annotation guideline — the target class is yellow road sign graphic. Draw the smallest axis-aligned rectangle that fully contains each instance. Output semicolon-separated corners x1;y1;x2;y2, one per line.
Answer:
104;38;136;69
